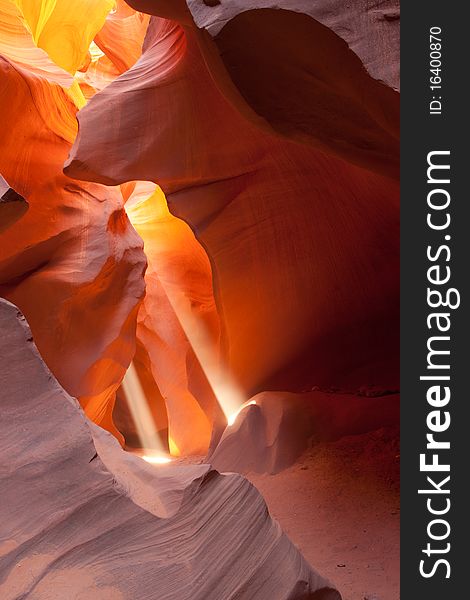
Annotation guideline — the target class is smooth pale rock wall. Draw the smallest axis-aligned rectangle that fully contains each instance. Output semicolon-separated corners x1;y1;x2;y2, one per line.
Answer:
0;298;341;600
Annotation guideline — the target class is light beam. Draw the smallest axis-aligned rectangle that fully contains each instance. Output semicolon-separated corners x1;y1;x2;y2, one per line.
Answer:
121;361;172;464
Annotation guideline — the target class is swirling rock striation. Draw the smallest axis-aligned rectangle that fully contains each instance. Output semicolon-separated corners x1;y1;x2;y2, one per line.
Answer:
65;13;400;403
0;298;341;600
125;0;400;178
0;47;146;439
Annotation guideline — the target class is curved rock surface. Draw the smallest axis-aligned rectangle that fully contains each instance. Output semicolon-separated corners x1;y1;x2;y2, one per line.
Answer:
0;298;341;600
65;14;399;400
77;1;150;98
126;185;223;455
209;390;400;474
95;0;150;74
125;0;399;178
186;0;400;89
0;50;146;439
0;0;73;85
13;0;114;73
0;174;28;233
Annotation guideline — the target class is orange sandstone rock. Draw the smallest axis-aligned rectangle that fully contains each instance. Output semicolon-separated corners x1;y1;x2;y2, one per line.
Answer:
126;184;222;455
95;1;150;74
0;0;74;86
65;16;399;404
0;174;28;233
127;0;400;178
0;52;146;440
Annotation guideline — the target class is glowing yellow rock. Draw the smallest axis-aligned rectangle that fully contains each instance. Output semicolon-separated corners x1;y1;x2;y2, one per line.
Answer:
0;0;71;84
13;0;114;73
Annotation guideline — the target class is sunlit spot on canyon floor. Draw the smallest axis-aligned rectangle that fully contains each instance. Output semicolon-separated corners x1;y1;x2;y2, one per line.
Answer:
142;455;172;464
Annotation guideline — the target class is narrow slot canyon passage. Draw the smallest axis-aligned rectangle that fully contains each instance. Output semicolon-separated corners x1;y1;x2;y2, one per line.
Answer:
0;2;400;599
116;181;249;461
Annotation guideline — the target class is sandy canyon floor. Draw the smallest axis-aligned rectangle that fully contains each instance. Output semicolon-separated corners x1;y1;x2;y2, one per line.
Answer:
175;426;399;600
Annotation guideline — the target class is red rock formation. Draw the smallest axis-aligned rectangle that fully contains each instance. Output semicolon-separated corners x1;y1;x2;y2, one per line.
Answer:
126;184;223;455
0;175;28;233
0;298;341;600
127;0;400;178
94;0;150;74
0;4;399;594
0;50;146;440
184;0;400;90
65;10;400;406
76;1;150;98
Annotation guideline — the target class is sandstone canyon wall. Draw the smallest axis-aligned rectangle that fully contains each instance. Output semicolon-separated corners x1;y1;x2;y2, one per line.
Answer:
1;0;400;457
0;298;340;600
65;2;400;413
126;184;224;455
0;2;400;597
0;1;147;439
